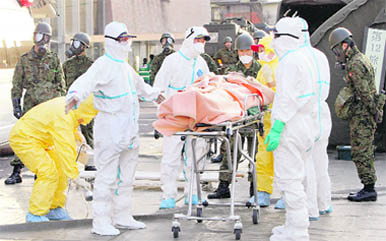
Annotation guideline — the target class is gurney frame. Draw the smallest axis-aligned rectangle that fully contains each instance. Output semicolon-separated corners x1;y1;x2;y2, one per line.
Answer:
171;111;264;240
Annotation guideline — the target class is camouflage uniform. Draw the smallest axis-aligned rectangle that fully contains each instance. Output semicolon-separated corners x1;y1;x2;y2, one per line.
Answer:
213;47;238;74
11;48;66;166
219;59;262;182
149;48;175;86
345;46;377;185
63;55;94;148
200;53;218;74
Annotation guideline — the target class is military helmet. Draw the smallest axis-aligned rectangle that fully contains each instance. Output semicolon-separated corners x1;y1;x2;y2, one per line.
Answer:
253;30;267;40
329;27;352;49
72;32;90;47
34;22;52;36
160;32;175;43
235;33;254;50
223;36;232;43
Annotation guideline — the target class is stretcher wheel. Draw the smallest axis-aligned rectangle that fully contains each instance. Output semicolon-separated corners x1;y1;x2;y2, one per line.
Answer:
196;207;202;223
252;209;259;224
172;226;180;238
234;229;242;240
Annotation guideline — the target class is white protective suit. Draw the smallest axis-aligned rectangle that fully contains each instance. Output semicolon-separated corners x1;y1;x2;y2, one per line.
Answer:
270;17;318;241
154;26;210;201
66;22;160;235
296;18;332;218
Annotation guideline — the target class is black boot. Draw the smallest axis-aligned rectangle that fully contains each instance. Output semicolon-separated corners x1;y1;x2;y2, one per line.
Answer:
4;164;23;185
348;184;377;202
211;154;223;163
207;181;230;199
85;165;97;171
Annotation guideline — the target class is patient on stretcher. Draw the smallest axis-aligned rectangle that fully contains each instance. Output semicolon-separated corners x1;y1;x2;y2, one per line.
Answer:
153;73;274;136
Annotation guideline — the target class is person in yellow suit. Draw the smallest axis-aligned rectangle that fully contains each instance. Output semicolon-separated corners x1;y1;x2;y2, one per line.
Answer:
9;95;97;222
250;35;278;207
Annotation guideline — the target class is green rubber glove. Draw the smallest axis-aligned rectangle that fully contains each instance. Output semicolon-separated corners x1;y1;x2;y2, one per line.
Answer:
264;119;285;152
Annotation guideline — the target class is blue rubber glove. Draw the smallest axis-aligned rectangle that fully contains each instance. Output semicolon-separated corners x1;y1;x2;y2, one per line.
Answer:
264;119;285;152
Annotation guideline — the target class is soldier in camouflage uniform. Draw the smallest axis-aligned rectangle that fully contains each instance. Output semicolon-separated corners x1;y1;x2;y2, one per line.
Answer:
63;32;96;171
208;33;261;199
149;32;176;86
213;36;238;74
330;27;378;202
6;22;66;185
201;52;218;74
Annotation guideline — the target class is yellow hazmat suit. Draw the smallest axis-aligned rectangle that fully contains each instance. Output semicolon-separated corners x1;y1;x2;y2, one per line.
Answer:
255;36;278;194
9;95;97;216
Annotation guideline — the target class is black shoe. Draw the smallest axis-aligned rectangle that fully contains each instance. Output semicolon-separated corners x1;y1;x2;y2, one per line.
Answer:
85;165;97;171
4;164;23;185
207;181;230;199
211;154;223;163
347;189;377;202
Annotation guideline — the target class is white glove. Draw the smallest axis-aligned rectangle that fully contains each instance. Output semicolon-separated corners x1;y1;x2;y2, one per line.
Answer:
261;65;274;83
73;177;92;191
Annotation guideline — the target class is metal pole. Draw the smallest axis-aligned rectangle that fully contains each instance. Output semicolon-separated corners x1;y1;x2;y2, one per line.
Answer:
85;0;94;35
72;0;80;33
57;0;65;62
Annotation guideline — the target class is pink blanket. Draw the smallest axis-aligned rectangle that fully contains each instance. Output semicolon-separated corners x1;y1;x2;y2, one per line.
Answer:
153;74;264;136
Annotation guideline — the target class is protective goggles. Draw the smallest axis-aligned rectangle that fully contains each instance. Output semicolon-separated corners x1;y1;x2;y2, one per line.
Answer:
185;28;211;41
271;28;299;40
105;32;136;43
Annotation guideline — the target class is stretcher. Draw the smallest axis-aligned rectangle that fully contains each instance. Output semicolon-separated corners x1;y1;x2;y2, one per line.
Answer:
170;95;265;240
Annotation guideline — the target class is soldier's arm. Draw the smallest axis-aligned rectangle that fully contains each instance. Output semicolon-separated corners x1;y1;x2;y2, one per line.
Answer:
224;64;236;75
348;61;377;114
55;57;66;95
62;61;68;86
11;57;25;99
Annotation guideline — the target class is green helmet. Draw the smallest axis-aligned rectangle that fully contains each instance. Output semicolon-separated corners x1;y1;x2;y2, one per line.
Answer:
223;36;232;43
73;32;90;47
235;33;254;50
34;22;52;36
253;30;267;40
160;32;175;43
329;27;352;49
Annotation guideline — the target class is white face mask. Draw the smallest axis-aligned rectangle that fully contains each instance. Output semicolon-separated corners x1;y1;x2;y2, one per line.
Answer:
239;55;253;64
193;43;205;54
258;52;273;63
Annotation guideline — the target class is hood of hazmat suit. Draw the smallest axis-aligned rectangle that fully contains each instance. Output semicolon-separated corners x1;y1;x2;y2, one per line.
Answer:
153;26;210;98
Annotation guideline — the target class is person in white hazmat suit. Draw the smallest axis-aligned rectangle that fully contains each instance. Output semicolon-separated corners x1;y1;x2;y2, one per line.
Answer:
65;21;164;236
264;17;318;241
153;26;210;209
295;17;332;220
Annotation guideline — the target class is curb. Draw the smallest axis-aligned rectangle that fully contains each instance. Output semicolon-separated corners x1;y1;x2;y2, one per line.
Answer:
0;209;183;233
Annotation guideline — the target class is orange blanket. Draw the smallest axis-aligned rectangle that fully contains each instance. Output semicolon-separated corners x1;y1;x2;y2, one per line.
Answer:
153;74;265;136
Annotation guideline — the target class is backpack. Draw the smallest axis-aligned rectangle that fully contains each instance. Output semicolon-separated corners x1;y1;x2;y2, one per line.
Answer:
335;86;354;120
